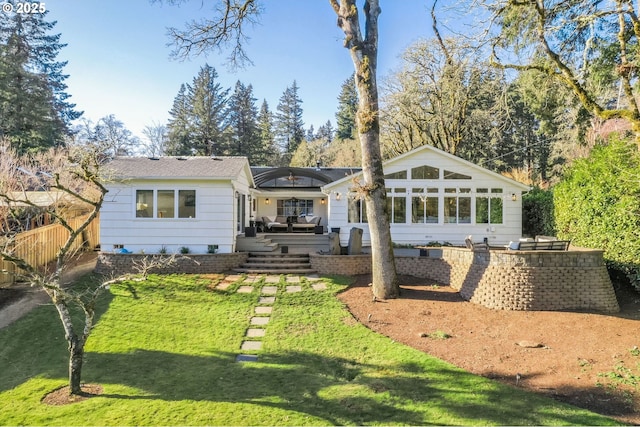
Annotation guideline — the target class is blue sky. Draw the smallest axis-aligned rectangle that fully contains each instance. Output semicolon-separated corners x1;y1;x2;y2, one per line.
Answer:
45;1;438;140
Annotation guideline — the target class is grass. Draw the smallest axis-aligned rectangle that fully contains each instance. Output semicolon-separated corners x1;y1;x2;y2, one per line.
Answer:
0;273;622;426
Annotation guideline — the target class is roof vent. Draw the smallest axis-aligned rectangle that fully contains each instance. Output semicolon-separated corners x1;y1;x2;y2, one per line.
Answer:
177;157;187;161
148;156;160;160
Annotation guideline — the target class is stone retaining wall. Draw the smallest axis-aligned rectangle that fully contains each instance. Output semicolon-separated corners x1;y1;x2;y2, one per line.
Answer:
310;248;620;312
95;252;248;276
97;248;619;312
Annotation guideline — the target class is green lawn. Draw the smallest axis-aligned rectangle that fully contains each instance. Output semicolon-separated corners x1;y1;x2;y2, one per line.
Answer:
0;273;621;426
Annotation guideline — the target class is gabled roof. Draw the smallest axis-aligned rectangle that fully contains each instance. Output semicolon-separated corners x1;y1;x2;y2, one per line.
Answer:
322;144;531;190
105;156;253;183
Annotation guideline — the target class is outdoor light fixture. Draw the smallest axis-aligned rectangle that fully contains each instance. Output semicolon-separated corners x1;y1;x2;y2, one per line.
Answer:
265;198;270;205
321;198;326;205
511;193;517;201
335;192;342;201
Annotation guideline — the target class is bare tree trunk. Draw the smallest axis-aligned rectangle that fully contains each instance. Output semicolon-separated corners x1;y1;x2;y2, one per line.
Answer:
68;338;84;395
331;0;399;299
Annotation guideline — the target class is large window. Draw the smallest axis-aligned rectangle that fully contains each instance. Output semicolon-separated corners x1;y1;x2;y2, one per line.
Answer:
476;188;503;224
348;197;368;223
412;188;438;223
276;199;314;216
444;188;471;224
136;189;196;218
386;188;406;223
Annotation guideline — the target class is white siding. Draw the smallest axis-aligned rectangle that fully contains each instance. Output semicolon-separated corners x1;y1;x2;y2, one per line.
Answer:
101;179;238;254
325;147;529;247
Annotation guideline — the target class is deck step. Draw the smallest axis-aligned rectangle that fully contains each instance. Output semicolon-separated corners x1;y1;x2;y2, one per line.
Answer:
233;251;315;275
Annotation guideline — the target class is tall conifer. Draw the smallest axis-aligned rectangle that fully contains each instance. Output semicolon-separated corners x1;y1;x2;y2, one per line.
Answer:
0;7;81;153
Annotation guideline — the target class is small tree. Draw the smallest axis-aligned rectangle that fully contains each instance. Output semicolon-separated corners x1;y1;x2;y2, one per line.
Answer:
0;142;173;397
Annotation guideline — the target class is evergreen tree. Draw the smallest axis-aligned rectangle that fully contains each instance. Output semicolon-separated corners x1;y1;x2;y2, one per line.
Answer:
227;80;260;161
306;124;315;142
188;64;230;156
255;99;279;166
0;7;81;154
316;120;334;144
274;80;304;159
335;73;358;140
166;83;192;155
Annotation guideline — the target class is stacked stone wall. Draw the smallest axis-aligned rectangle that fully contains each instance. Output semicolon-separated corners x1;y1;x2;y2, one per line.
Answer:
311;247;619;312
98;247;619;312
95;252;248;276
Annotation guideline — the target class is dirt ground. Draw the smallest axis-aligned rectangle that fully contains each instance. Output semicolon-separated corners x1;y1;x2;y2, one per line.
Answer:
338;275;640;425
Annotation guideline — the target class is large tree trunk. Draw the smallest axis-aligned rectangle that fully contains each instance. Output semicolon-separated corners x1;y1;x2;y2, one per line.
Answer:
331;0;399;299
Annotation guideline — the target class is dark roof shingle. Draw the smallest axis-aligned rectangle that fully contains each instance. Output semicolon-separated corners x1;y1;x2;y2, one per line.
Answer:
106;156;249;179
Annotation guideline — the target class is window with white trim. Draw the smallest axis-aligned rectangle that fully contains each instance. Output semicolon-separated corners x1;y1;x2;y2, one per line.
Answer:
475;188;503;224
386;188;406;223
412;188;439;223
444;188;471;224
135;189;196;218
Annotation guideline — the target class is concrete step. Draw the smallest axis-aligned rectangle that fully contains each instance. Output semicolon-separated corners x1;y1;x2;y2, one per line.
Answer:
241;262;312;269
233;268;317;274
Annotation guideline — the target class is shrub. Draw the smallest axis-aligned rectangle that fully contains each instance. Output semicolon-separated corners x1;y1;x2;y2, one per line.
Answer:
522;187;555;237
554;137;640;291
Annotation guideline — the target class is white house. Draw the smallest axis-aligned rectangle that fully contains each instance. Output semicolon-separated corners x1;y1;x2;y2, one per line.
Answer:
100;145;529;254
322;144;530;247
101;156;254;254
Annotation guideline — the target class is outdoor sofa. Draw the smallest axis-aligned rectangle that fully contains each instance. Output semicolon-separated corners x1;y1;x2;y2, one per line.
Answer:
262;215;321;232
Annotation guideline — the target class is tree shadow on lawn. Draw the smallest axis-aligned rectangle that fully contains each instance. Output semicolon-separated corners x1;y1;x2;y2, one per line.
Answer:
0;275;115;393
78;349;612;426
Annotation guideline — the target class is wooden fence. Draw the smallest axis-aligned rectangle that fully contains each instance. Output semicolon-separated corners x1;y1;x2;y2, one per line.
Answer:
0;214;100;285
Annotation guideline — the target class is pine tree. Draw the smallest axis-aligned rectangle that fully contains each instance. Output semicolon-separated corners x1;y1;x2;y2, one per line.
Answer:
255;99;279;166
316;120;334;144
274;80;304;160
0;7;81;154
335;73;358;140
166;83;192;155
227;80;260;161
188;64;230;156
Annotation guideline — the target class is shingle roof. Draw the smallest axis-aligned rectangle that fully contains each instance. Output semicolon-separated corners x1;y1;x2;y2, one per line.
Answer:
105;156;249;180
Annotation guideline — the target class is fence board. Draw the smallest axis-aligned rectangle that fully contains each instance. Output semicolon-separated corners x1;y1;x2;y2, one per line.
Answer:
0;214;99;286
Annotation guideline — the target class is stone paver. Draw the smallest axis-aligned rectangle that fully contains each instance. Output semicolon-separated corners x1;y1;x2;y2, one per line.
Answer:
237;286;254;293
285;276;301;283
261;286;278;295
241;340;263;351
255;306;273;314
311;282;327;291
250;316;269;325
259;296;276;304
236;354;258;363
225;275;243;282
304;274;321;281
286;285;302;293
265;276;280;283
216;282;232;290
246;328;266;337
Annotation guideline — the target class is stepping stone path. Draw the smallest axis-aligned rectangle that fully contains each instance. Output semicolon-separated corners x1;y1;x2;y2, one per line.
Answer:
233;274;328;363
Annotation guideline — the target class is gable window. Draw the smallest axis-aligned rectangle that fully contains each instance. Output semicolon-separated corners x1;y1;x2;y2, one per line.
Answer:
444;188;471;224
411;165;439;180
386;188;406;223
348;197;368;223
384;170;407;180
476;188;503;224
136;189;197;218
444;170;472;180
412;188;438;223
